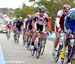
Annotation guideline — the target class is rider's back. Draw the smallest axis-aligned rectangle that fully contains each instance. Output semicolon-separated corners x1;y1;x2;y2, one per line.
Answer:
65;8;75;33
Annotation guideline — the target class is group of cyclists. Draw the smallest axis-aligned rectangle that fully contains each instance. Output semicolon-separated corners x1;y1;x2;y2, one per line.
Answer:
6;4;75;63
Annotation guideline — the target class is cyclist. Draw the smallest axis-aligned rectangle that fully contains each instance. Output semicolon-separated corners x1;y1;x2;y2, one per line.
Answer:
53;4;71;56
15;17;23;38
31;5;49;49
13;18;17;32
23;15;31;36
65;8;75;63
23;15;33;46
6;22;11;31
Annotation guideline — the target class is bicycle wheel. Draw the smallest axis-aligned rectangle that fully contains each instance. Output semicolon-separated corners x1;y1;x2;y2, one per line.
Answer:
36;40;42;59
16;33;19;43
36;47;42;59
6;31;10;40
71;59;75;64
61;58;64;64
67;45;75;63
55;45;63;62
23;35;26;46
14;32;17;42
41;38;46;56
14;32;19;44
41;46;45;56
31;47;35;56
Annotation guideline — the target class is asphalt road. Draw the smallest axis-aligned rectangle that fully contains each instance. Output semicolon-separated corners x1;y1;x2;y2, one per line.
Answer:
0;33;60;64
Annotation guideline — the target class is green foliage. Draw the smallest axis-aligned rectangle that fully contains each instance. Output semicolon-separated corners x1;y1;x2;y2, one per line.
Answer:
29;0;35;2
14;0;75;30
14;6;37;19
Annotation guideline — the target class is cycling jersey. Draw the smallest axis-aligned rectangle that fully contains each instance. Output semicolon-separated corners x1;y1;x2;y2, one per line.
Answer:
13;21;17;27
6;24;11;29
15;20;23;31
65;8;75;33
24;18;32;30
33;12;48;25
28;19;32;30
55;10;65;32
33;12;48;32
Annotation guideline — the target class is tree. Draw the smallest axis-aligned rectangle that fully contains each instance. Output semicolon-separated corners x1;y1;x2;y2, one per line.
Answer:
14;5;37;19
14;0;75;30
22;3;26;8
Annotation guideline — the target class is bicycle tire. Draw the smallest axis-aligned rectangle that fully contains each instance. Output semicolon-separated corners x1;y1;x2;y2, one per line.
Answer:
36;41;42;59
23;35;26;46
31;47;35;56
6;31;10;39
41;39;46;56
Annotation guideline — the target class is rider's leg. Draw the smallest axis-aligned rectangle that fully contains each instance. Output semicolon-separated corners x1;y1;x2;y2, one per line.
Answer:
31;32;37;46
27;31;30;42
18;31;20;38
23;28;25;36
54;32;60;50
18;28;21;38
64;32;72;63
64;32;72;49
52;32;60;56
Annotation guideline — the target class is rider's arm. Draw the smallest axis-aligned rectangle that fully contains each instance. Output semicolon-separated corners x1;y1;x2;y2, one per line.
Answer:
47;17;52;32
27;22;29;30
32;16;37;29
55;10;62;31
32;19;35;29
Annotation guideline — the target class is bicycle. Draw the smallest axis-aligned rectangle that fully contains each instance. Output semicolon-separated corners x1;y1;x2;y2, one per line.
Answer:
13;29;19;44
23;29;28;46
53;31;66;64
27;30;33;50
66;37;75;64
6;29;11;40
31;31;47;59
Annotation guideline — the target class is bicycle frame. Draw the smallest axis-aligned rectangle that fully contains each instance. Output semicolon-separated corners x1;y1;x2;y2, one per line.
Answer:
35;31;47;58
68;37;75;64
14;29;19;43
6;29;10;39
55;31;66;63
27;30;33;49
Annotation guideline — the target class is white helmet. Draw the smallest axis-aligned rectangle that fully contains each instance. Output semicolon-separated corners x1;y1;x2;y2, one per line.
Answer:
19;17;22;20
27;15;31;18
63;4;71;10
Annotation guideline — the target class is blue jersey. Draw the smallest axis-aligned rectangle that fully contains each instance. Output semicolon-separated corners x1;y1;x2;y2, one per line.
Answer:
13;20;17;27
65;8;75;33
28;18;32;25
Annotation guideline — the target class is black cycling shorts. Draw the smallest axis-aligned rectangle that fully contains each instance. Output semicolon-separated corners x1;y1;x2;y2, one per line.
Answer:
36;23;43;32
17;27;21;32
29;25;32;30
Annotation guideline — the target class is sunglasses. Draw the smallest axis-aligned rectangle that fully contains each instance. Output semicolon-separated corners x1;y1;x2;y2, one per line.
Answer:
40;11;44;13
63;10;68;12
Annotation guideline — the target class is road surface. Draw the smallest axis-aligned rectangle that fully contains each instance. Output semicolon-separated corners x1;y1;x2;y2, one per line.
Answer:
0;33;60;64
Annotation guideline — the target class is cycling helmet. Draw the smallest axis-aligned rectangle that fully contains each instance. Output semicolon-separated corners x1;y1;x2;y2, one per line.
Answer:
27;15;31;18
39;5;46;12
63;4;71;10
19;17;22;20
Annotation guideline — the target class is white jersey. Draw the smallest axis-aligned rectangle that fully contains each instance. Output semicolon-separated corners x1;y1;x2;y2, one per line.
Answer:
55;10;65;32
55;10;63;28
33;12;48;25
